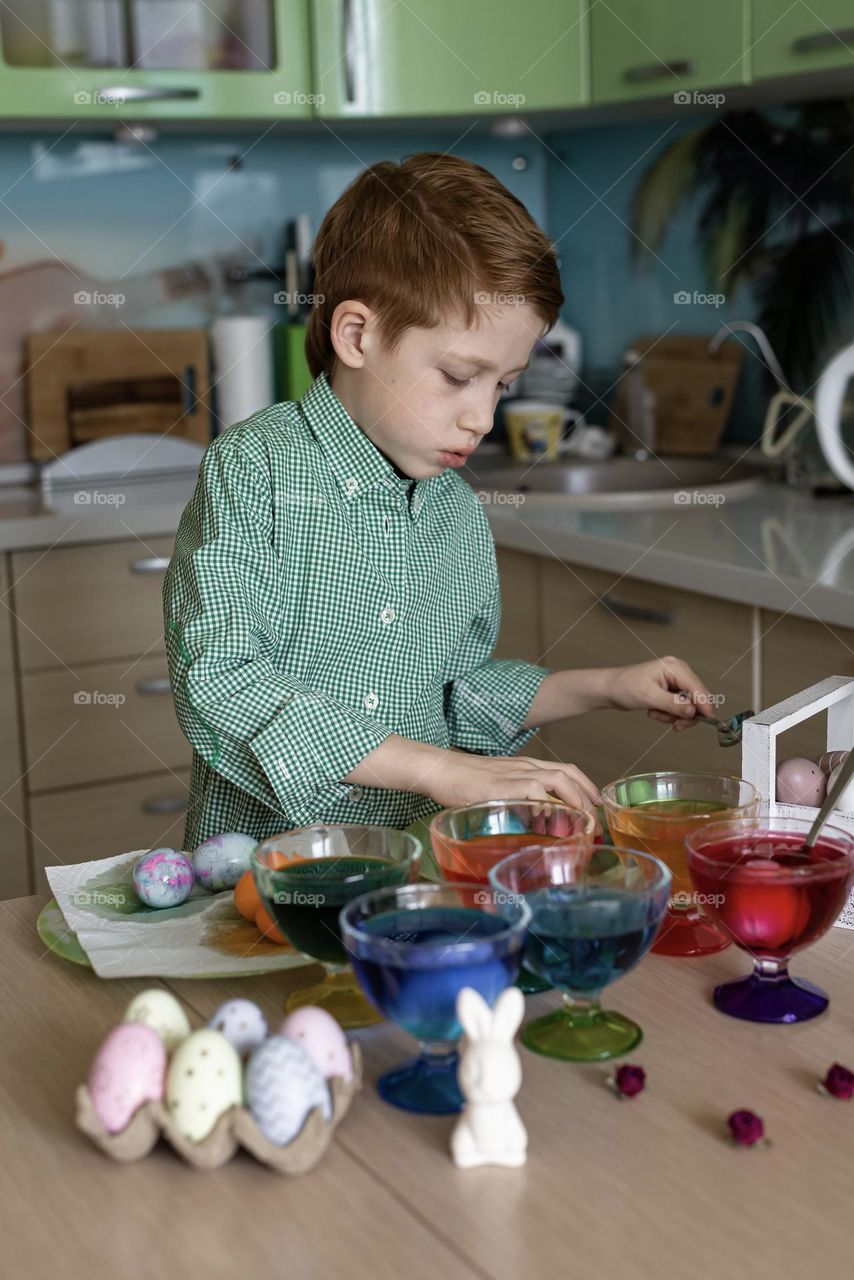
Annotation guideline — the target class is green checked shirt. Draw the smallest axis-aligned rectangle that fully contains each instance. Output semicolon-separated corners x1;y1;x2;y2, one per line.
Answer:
163;370;552;849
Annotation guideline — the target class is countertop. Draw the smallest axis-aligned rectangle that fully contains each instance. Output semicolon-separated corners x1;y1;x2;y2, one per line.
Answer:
5;891;854;1280
0;468;852;627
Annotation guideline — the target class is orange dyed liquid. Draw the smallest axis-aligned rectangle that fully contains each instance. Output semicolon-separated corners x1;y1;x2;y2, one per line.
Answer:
606;799;732;894
438;832;565;884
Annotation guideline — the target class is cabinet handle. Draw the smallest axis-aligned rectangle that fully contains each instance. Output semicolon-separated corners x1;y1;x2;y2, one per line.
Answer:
598;593;674;625
128;556;170;575
141;794;188;815
100;86;200;102
343;0;357;103
623;59;694;84
135;676;172;696
791;28;854;54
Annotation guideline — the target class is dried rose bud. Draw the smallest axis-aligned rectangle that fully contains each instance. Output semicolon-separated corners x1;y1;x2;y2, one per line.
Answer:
613;1065;646;1098
727;1109;765;1146
822;1063;854;1099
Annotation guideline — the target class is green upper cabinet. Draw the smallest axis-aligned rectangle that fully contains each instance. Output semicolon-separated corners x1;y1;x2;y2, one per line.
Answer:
753;0;854;79
0;0;313;120
311;0;589;118
590;0;749;105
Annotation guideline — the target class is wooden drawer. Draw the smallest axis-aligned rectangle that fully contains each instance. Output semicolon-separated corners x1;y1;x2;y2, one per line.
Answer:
538;561;755;788
22;655;190;791
761;610;854;764
30;769;190;892
12;536;173;671
0;554;29;899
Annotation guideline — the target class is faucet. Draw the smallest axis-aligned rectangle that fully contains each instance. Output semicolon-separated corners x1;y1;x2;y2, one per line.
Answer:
708;320;791;393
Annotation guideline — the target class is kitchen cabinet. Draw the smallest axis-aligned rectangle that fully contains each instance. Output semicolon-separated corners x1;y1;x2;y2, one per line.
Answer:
494;548;551;759
753;1;854;80
590;0;749;105
759;609;854;765
532;560;755;787
0;556;29;899
5;537;190;897
0;0;312;120
311;0;589;118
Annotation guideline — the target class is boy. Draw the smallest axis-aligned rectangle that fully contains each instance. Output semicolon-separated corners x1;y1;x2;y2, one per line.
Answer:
163;152;716;849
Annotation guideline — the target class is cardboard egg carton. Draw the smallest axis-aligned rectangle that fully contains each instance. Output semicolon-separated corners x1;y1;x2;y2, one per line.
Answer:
75;1042;362;1174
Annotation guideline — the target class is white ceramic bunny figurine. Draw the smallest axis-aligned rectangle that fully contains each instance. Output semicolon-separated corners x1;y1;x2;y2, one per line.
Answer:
451;985;527;1169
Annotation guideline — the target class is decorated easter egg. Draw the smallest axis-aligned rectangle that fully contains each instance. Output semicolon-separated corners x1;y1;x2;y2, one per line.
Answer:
279;1007;353;1082
776;757;827;807
192;832;258;892
246;1035;331;1145
477;811;526;837
208;999;268;1058
132;848;194;909
166;1029;242;1142
89;1023;166;1134
828;761;854;813
723;860;811;951
123;988;191;1052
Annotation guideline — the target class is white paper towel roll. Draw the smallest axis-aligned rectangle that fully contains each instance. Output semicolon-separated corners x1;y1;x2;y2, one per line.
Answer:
210;316;275;432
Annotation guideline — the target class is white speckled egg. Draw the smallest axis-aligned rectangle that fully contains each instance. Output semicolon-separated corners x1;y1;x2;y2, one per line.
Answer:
132;847;195;908
123;988;191;1052
246;1035;331;1145
89;1023;166;1134
192;832;258;892
208;999;268;1058
279;1007;353;1082
166;1029;242;1142
828;761;854;812
776;757;827;806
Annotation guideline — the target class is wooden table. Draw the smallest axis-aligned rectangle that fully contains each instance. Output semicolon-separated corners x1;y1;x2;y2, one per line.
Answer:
4;894;854;1280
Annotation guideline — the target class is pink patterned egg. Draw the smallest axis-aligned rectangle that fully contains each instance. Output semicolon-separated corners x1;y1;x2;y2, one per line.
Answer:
88;1023;166;1134
278;1007;353;1082
775;757;827;807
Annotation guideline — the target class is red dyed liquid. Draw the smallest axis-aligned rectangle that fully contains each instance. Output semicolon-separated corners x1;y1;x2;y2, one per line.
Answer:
438;831;600;885
690;833;854;957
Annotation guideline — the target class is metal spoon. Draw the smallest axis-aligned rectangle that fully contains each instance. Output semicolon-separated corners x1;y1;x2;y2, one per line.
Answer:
678;699;754;748
804;748;854;850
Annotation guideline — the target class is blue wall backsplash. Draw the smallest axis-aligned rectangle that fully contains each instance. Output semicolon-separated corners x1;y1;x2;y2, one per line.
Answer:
0;114;777;458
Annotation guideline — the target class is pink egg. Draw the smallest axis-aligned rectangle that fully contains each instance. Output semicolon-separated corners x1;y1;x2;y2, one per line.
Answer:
88;1023;166;1134
278;1007;353;1082
775;757;827;807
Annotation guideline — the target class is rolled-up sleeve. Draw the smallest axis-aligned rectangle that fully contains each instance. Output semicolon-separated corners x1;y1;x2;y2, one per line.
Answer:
163;436;392;827
443;559;552;756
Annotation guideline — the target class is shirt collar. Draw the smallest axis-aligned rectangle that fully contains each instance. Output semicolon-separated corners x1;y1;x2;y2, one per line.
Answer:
299;371;444;521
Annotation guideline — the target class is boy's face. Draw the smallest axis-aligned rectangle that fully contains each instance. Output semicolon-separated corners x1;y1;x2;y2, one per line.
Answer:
330;301;544;479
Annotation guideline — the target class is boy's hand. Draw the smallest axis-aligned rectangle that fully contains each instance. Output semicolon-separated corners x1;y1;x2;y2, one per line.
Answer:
429;750;601;813
609;656;718;732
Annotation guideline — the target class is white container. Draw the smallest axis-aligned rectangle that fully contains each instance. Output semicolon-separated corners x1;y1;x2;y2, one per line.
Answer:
740;675;854;928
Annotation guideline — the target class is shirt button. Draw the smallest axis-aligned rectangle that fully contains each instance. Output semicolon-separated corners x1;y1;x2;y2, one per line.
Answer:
345;477;359;496
380;605;395;624
413;492;422;513
348;785;364;802
363;691;379;711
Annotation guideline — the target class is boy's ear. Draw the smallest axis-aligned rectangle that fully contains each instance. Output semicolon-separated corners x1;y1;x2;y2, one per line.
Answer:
329;299;371;369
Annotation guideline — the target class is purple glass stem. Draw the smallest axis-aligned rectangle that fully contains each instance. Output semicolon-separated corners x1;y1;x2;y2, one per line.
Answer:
713;957;829;1024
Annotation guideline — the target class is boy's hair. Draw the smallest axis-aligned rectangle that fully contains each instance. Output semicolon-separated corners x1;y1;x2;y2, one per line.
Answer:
304;152;564;378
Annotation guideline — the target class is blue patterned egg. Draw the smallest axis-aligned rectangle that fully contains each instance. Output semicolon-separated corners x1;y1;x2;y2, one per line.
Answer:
477;811;527;837
208;999;268;1057
192;832;258;892
246;1034;331;1145
132;848;194;908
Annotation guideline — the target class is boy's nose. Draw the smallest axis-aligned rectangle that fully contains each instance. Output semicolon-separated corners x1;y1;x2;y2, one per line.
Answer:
457;409;494;440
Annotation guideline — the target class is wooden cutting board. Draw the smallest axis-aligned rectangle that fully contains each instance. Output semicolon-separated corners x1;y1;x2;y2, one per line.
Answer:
25;328;211;461
609;335;743;455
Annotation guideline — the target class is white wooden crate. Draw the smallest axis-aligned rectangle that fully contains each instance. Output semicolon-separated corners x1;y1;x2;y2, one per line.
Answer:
740;675;854;929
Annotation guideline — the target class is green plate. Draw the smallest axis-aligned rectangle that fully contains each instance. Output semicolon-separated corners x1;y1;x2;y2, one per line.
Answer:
35;898;311;980
36;899;90;966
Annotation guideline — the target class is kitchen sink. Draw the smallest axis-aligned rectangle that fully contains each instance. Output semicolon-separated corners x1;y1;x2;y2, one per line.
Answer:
460;453;767;509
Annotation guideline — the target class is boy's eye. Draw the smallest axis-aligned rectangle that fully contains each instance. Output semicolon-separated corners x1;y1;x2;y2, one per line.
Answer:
440;370;469;388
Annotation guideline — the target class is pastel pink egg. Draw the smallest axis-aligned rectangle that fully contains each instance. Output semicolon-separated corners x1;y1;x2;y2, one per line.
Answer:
775;757;827;807
89;1023;166;1134
279;1006;353;1082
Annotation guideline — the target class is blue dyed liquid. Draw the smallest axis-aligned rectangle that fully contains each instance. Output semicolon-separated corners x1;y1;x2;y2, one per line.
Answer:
351;907;519;1042
523;888;660;993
